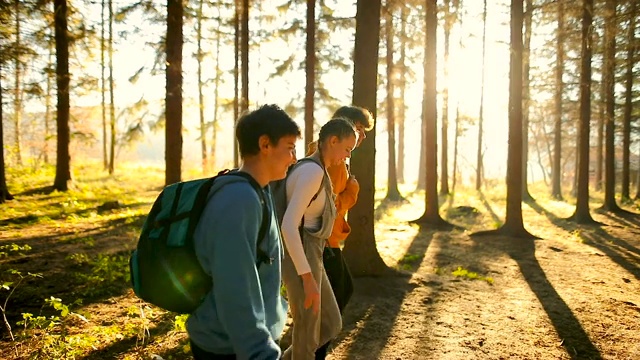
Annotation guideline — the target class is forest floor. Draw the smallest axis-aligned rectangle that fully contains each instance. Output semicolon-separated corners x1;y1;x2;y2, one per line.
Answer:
0;163;639;359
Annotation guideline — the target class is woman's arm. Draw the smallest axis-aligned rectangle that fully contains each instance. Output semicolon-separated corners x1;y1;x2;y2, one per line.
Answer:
280;162;324;275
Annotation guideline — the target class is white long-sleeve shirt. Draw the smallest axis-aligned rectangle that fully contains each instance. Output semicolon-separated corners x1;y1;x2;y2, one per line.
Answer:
281;161;327;275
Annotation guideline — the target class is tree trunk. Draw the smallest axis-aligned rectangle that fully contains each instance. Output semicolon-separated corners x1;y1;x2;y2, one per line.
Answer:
439;0;451;196
0;65;14;203
233;0;240;167
241;0;249;114
569;0;596;224
211;9;222;171
413;0;449;228
474;0;534;237
521;0;533;201
452;105;460;194
53;0;71;191
416;112;426;191
45;28;54;165
304;0;316;149
476;0;487;191
416;11;427;195
396;4;407;185
621;0;636;201
499;0;533;237
385;4;402;202
108;0;115;175
196;0;207;174
600;0;621;212
101;0;107;170
13;0;22;166
165;0;183;186
595;37;605;192
551;0;564;200
343;0;389;277
532;121;550;186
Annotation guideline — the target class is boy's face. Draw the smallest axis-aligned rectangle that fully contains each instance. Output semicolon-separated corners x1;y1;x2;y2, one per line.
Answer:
355;123;367;148
269;135;298;181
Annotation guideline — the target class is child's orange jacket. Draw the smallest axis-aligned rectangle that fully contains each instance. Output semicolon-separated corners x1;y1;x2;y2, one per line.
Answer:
307;142;359;248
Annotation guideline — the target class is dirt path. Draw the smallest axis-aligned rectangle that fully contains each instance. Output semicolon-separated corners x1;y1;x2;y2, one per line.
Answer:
324;198;640;359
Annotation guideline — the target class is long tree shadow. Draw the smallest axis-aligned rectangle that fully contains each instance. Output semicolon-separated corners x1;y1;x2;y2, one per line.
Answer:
332;228;437;359
598;211;640;233
473;235;602;359
334;194;501;358
526;202;640;277
476;191;502;226
578;227;640;281
525;200;582;233
13;185;57;197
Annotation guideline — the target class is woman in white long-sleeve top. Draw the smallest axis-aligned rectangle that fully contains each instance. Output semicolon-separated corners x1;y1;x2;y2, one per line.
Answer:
280;118;357;360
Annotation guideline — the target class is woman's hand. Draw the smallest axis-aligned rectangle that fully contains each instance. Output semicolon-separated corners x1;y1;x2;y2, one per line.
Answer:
300;272;320;315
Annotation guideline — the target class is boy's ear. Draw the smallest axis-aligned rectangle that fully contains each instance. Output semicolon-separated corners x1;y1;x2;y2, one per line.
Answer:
258;135;271;152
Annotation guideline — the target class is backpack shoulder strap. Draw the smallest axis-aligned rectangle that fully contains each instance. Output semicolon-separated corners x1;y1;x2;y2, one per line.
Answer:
228;171;272;266
296;157;324;204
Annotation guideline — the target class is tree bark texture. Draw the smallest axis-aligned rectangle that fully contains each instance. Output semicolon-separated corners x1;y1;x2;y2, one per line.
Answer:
165;0;183;186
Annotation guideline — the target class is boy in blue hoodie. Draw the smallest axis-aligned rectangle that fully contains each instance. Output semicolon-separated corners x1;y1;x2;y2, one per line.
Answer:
187;104;301;359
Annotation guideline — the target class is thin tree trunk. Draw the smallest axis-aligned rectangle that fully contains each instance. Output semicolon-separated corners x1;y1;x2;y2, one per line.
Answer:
569;0;596;224
101;0;107;170
595;63;604;191
343;0;389;277
53;0;71;191
233;0;240;167
240;0;249;113
385;3;402;201
397;4;407;184
452;104;460;194
304;0;316;149
0;64;14;203
551;0;564;200
532;122;549;186
416;6;427;194
413;0;449;227
521;0;533;201
440;0;451;196
416;111;426;190
108;0;115;175
621;0;636;201
45;29;54;165
14;0;22;165
211;9;222;171
165;0;183;186
196;0;207;174
476;0;487;191
600;0;620;212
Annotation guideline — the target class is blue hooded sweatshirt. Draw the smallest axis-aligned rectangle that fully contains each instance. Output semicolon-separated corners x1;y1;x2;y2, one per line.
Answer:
186;174;287;359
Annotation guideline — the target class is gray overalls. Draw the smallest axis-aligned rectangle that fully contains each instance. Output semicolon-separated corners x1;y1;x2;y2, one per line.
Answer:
281;155;342;360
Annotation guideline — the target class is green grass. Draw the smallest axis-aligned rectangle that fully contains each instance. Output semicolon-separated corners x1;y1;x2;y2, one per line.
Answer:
3;162;163;230
451;266;494;285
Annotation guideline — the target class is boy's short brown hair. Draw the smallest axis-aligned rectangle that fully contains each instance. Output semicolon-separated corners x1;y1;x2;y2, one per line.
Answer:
331;106;374;131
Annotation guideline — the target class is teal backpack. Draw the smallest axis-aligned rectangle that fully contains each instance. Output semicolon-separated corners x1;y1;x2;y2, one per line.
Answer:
129;170;271;314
